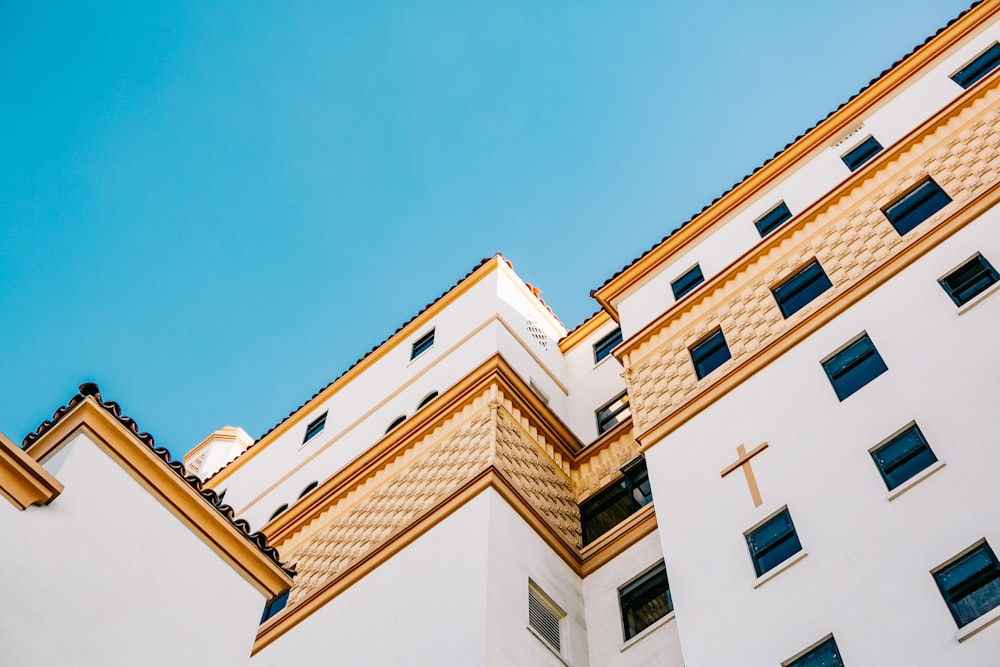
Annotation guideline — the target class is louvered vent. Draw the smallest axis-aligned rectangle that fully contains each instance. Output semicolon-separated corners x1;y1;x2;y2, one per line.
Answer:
528;585;562;653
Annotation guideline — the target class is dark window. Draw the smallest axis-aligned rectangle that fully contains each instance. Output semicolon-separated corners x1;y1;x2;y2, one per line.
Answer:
754;201;793;237
939;253;1000;306
411;329;435;359
269;503;289;521
298;480;319;499
821;334;888;401
785;636;844;667
871;424;938;491
746;508;802;577
951;42;1000;89
596;391;631;435
842;136;883;171
882;177;951;235
772;260;833;318
386;415;407;433
619;562;673;641
934;542;1000;627
260;590;290;624
690;328;731;380
581;458;653;546
671;264;705;300
593;328;623;364
304;412;327;443
416;391;439;410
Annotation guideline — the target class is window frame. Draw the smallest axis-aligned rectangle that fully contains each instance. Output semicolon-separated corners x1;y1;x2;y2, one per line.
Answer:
690;328;731;380
933;540;1000;628
841;135;883;172
869;422;938;491
771;259;834;318
754;201;793;237
527;581;566;655
881;176;951;236
410;328;435;360
745;507;803;577
938;253;1000;307
782;635;844;667
593;327;623;364
618;561;673;641
670;263;705;301
821;332;888;401
595;390;631;435
580;457;652;547
951;42;1000;89
260;590;290;624
303;412;327;443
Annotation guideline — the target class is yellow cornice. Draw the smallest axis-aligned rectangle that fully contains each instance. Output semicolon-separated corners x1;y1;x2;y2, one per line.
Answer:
593;0;1000;315
0;431;62;510
23;398;292;597
558;310;612;353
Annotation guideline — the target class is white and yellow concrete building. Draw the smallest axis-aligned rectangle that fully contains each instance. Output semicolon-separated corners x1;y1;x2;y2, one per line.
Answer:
4;2;1000;665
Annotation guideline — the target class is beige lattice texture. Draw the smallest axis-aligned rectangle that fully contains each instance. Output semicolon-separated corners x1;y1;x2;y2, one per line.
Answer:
282;384;578;607
574;430;641;502
626;80;1000;435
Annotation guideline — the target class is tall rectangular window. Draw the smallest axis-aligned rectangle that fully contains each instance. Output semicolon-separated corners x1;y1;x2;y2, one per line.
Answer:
841;135;883;171
939;253;1000;306
881;177;951;235
671;264;705;300
754;201;793;237
821;333;888;401
596;390;631;435
951;42;1000;89
784;636;844;667
303;412;327;443
870;423;938;491
690;328;731;380
410;329;435;359
619;562;672;641
933;541;1000;628
593;327;623;363
581;458;652;546
772;260;833;318
528;582;565;654
746;507;803;577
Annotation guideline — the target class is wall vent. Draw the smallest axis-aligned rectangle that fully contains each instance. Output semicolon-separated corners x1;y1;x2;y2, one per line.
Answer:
528;582;563;653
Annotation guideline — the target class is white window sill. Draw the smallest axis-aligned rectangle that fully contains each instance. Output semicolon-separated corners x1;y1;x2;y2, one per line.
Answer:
956;605;1000;642
526;626;571;666
887;460;946;501
620;611;675;652
593;354;621;370
957;281;1000;315
405;347;435;367
753;551;808;589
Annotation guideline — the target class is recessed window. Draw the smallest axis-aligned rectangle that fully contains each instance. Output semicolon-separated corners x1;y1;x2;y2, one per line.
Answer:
882;177;951;235
841;135;883;171
298;480;319;499
821;333;888;401
416;391;439;410
746;507;802;577
933;541;1000;628
619;562;672;641
593;327;623;364
671;264;705;300
581;458;652;546
754;201;793;237
528;582;564;654
269;503;289;521
411;329;435;360
303;412;327;443
784;636;844;667
870;423;938;491
951;42;1000;89
939;253;1000;306
385;415;407;433
260;590;290;624
772;260;833;318
690;328;731;380
596;390;631;435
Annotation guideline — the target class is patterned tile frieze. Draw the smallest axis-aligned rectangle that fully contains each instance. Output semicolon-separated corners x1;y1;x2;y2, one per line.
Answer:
624;78;1000;437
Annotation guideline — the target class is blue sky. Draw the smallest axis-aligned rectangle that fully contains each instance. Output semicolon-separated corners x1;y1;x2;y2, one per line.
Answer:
0;1;974;459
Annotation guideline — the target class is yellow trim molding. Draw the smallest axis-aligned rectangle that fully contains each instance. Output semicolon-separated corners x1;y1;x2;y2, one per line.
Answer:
0;431;62;510
558;309;612;353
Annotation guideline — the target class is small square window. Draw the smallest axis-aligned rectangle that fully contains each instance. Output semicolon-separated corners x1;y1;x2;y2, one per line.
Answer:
593;327;623;364
772;260;833;318
411;329;435;359
671;264;705;300
528;582;565;654
933;541;1000;628
596;390;630;435
303;412;327;443
619;562;672;641
881;177;951;236
690;328;731;380
821;333;888;401
784;636;844;667
939;253;1000;307
951;42;1000;89
841;135;883;172
746;507;802;577
754;201;793;237
870;423;938;491
260;590;289;624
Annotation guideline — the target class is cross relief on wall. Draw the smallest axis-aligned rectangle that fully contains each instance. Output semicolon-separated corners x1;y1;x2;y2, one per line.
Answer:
720;442;769;508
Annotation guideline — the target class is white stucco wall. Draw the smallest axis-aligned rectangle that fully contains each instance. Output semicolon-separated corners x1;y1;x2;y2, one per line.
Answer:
0;432;264;667
643;209;1000;666
562;320;629;444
